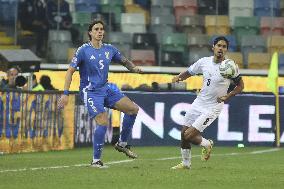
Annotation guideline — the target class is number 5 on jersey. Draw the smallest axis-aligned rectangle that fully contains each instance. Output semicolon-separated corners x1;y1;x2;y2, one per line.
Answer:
99;60;104;69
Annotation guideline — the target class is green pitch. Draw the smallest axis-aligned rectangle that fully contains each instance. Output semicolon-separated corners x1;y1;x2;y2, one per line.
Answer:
0;146;284;189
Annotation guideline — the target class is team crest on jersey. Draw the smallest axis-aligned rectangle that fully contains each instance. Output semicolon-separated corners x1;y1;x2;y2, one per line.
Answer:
71;57;77;64
105;52;110;59
90;55;96;60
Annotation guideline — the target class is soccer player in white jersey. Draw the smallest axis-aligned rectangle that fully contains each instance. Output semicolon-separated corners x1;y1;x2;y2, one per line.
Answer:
171;36;244;170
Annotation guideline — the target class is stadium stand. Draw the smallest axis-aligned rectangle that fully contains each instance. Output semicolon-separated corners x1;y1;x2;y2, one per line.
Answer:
226;52;244;68
161;51;185;67
205;15;230;35
108;32;132;58
0;0;17;25
173;0;198;25
198;0;229;15
161;32;187;53
241;35;266;67
150;15;176;43
179;15;205;34
248;52;271;69
260;16;284;35
1;0;284;69
74;0;100;12
229;0;254;25
47;30;72;62
100;0;124;28
121;13;146;34
233;16;260;45
267;35;284;54
130;49;156;66
254;0;280;17
281;0;284;16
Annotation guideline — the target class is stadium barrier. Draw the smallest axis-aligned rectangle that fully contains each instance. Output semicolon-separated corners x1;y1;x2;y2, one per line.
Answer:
124;91;284;146
1;90;283;154
74;91;284;147
0;90;75;153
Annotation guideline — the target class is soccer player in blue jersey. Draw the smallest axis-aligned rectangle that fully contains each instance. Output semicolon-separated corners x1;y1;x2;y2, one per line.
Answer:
58;20;142;168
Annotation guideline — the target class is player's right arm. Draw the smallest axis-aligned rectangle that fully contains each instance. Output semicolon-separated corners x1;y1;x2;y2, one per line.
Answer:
172;70;192;83
58;46;83;109
172;59;202;83
57;67;76;109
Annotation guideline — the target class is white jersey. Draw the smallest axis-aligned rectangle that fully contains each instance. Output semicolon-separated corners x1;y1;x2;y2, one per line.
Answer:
187;56;239;111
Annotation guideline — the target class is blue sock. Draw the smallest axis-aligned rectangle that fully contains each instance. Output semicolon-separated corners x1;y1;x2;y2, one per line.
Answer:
93;125;107;160
120;114;137;143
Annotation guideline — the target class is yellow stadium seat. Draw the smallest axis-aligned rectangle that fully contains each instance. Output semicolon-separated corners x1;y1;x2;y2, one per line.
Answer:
125;4;150;24
0;45;21;49
205;15;230;35
124;0;134;5
0;36;14;45
248;52;271;69
226;52;244;68
267;35;284;54
0;32;6;37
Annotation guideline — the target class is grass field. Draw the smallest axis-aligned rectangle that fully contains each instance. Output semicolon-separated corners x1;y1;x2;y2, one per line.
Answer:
1;146;284;189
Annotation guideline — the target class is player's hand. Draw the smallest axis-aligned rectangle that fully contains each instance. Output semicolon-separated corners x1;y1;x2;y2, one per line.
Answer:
217;95;228;103
132;66;142;73
58;95;69;109
172;76;182;83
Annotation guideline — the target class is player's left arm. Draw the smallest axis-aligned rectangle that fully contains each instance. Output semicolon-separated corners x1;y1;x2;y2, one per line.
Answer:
120;56;142;73
217;76;244;103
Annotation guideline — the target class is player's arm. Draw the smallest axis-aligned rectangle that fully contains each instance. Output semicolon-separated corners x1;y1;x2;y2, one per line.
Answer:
172;70;192;83
120;56;142;73
58;66;76;108
217;76;244;103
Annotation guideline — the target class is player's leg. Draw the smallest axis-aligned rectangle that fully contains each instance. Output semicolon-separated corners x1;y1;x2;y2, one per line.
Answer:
113;96;139;158
105;85;139;158
171;108;200;170
91;112;109;168
171;126;191;169
83;90;109;168
183;112;217;161
181;126;192;167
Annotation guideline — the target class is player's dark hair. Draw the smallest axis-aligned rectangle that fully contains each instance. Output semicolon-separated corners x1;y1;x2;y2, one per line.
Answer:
213;36;229;49
88;20;105;40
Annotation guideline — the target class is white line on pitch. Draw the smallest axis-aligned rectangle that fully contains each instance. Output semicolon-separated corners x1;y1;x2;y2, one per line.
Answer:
156;148;280;161
0;159;134;173
0;148;280;173
250;148;280;154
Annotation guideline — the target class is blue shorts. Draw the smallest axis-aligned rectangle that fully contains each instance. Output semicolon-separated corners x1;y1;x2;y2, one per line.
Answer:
79;83;124;118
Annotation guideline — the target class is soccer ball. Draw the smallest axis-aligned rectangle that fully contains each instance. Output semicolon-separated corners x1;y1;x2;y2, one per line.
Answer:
219;59;238;79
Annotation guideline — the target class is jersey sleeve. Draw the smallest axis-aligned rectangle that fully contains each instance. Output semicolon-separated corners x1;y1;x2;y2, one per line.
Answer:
69;46;83;68
111;45;122;62
187;58;203;75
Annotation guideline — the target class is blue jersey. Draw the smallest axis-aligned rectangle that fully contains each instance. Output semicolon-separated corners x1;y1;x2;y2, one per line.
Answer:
70;42;122;91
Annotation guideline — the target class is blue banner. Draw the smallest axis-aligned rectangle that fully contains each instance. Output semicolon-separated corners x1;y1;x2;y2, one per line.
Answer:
0;91;75;153
124;91;284;146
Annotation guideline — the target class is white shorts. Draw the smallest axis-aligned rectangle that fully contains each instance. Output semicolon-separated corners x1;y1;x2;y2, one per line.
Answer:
183;104;222;132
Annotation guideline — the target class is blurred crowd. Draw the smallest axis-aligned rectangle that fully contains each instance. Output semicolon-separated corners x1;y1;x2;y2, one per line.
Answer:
18;0;79;57
0;66;57;91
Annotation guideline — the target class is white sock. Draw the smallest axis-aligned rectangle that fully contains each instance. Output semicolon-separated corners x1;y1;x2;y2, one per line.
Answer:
93;158;100;163
118;141;127;147
200;137;211;147
181;148;191;167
